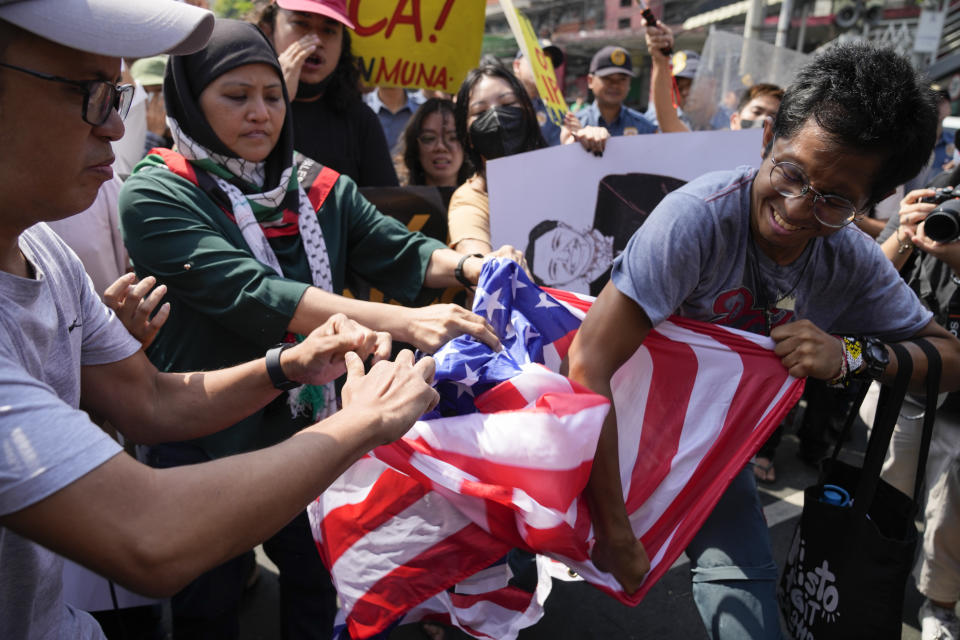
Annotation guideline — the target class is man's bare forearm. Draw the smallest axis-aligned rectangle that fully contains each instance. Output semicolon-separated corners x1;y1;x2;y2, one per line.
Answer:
651;59;688;134
288;286;412;345
1;405;385;597
878;324;960;393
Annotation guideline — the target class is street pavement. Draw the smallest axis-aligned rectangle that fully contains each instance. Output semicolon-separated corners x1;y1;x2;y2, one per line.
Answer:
236;405;947;640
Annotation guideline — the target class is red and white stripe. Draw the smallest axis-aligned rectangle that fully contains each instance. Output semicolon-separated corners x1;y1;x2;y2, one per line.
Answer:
309;290;803;638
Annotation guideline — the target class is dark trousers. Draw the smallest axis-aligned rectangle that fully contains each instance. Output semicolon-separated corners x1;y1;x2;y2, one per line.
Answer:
146;443;338;640
796;378;865;464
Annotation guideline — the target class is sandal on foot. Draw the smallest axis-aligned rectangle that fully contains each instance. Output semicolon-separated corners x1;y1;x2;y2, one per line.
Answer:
753;457;776;484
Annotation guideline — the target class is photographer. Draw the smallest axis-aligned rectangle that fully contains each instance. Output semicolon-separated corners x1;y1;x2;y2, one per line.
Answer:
876;179;960;638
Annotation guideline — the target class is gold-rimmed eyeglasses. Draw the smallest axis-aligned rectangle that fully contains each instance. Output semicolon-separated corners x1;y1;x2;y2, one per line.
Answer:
769;144;865;228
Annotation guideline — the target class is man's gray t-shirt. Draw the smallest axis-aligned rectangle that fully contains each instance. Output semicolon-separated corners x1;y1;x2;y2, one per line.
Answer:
0;223;140;639
611;166;932;339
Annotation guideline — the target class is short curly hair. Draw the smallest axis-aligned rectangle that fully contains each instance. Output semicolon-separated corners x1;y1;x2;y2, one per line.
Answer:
771;42;937;204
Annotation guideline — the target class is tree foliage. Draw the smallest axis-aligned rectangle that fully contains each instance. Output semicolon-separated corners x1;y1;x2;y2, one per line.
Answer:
213;0;254;19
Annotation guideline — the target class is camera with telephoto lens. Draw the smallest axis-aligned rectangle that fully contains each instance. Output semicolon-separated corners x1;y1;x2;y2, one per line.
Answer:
919;186;960;242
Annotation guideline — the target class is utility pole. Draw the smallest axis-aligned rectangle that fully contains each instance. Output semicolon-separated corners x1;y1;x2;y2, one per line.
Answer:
743;0;765;40
775;0;795;47
742;0;766;78
796;1;810;51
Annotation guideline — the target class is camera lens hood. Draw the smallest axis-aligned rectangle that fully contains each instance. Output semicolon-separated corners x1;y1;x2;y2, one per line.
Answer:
926;198;960;243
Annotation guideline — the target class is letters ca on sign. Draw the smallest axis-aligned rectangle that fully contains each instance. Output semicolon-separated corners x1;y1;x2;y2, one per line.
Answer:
349;0;483;92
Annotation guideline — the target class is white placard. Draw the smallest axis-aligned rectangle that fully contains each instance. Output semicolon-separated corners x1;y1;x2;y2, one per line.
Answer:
915;8;947;54
487;129;763;294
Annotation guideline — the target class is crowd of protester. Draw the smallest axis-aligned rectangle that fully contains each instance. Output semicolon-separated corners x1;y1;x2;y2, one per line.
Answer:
4;0;960;640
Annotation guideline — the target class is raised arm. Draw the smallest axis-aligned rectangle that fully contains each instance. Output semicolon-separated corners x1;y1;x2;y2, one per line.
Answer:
645;21;689;134
81;313;385;444
567;280;654;594
3;350;438;598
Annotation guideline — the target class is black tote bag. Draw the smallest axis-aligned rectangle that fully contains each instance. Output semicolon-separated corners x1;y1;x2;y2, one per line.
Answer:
778;339;941;639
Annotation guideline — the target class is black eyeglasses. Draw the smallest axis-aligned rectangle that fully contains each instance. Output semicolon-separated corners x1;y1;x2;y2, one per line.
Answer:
0;62;134;126
769;141;865;228
417;131;460;150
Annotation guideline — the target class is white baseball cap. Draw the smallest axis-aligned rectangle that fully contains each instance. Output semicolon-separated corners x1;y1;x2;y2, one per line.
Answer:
0;0;214;57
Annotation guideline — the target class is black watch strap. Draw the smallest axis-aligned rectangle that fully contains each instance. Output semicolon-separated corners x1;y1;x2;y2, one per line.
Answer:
265;343;299;391
861;336;890;381
455;253;483;289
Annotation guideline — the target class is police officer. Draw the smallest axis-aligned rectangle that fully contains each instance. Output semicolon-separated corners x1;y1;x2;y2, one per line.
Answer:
566;45;656;139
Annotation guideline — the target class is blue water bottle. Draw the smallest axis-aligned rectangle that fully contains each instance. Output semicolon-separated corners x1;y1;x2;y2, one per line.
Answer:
819;484;852;507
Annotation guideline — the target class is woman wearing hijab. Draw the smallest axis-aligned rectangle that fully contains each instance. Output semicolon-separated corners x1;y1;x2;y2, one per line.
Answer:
118;19;505;638
255;0;398;187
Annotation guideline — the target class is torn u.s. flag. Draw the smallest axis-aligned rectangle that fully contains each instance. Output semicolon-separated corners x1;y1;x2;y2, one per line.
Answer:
307;259;804;639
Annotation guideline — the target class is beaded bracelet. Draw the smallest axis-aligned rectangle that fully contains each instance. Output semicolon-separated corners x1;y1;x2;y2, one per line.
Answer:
827;341;848;387
828;336;867;387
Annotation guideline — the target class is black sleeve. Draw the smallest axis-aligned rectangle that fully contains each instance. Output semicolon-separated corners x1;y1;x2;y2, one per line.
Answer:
355;102;399;188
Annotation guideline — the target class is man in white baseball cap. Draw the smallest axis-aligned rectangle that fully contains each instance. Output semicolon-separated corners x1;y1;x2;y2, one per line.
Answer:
0;0;214;57
0;2;440;638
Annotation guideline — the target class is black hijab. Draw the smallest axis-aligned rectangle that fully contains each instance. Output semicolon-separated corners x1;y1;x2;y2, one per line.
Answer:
164;18;294;189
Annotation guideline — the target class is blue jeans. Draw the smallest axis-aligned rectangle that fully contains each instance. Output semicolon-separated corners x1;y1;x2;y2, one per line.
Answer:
145;442;338;640
685;466;783;640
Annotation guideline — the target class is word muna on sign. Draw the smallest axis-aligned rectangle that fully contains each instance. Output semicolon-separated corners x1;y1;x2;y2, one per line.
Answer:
358;56;452;91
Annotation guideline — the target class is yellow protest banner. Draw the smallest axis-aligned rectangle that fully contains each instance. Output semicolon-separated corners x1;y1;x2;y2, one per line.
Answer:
348;0;485;94
498;0;568;125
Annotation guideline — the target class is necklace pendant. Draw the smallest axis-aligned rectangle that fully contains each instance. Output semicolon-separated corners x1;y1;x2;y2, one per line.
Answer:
779;295;796;311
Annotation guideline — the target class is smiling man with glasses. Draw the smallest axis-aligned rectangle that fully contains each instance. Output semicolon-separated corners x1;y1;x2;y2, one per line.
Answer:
567;43;960;640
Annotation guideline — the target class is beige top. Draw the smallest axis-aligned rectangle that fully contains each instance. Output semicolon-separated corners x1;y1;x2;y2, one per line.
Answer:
447;175;490;249
46;176;128;296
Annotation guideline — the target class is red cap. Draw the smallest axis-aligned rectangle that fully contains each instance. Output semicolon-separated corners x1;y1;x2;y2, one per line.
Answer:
275;0;356;30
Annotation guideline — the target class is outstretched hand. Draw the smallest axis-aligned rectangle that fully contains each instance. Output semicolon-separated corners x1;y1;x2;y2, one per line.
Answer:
402;304;501;353
341;349;439;444
485;244;525;268
284;313;391;387
103;273;170;350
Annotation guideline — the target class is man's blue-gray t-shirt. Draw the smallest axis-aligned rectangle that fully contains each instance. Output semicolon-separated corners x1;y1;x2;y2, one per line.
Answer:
611;166;932;339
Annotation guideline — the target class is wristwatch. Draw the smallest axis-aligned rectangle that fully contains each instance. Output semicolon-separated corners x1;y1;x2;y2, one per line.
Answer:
859;336;890;381
455;253;483;289
265;343;299;391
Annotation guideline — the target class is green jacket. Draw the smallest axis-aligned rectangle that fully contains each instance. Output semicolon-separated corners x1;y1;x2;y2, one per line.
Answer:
119;163;445;458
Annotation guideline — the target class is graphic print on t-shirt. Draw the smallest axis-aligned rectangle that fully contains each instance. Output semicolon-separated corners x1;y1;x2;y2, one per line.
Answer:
710;286;795;335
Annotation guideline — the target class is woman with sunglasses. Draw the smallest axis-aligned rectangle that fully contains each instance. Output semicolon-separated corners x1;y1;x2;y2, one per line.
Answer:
117;19;506;638
396;98;470;188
